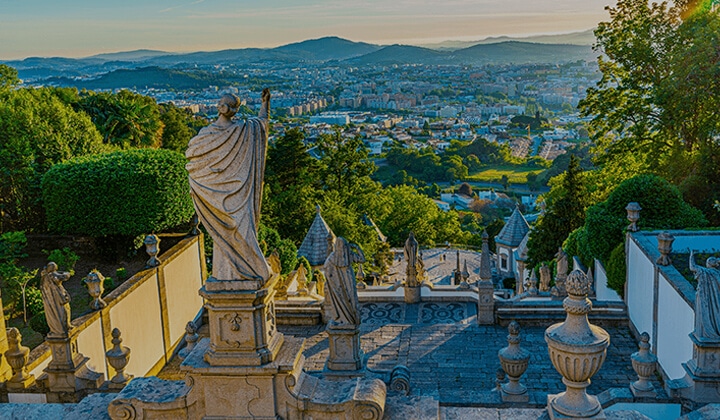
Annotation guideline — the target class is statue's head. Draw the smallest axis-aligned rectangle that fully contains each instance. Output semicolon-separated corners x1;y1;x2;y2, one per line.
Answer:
217;94;241;118
46;262;58;272
707;257;720;269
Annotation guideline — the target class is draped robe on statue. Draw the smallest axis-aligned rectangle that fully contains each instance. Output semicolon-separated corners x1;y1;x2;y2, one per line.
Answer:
186;117;271;282
691;257;720;340
40;265;72;338
324;238;362;327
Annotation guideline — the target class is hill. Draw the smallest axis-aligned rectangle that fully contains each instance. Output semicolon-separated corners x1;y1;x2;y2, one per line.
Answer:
453;41;595;65
45;66;238;90
346;45;444;65
88;49;172;61
421;29;597;50
275;36;381;61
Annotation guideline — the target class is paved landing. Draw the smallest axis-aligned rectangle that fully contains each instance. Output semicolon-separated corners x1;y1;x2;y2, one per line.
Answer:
278;301;665;405
386;248;483;285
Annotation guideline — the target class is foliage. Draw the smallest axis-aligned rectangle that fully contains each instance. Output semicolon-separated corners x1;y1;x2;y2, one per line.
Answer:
43;247;80;275
465;165;544;184
77;90;164;149
605;243;627;297
29;312;49;336
25;286;44;318
158;102;203;153
263;128;321;243
581;1;720;223
258;223;297;275
0;86;106;231
116;267;128;282
563;227;593;270
103;276;115;293
527;155;588;266
42;148;194;237
317;132;376;196
0;64;20;91
0;231;28;263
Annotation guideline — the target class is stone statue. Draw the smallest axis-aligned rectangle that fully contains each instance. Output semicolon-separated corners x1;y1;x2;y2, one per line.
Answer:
539;264;551;292
404;232;425;287
324;237;364;327
40;262;72;338
186;89;272;282
555;247;568;280
689;250;720;340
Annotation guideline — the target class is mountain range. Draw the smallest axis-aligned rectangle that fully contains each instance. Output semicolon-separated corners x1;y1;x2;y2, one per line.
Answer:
1;35;597;88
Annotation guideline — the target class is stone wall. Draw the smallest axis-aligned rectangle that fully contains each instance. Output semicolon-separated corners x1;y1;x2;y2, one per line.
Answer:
626;231;719;381
27;235;206;380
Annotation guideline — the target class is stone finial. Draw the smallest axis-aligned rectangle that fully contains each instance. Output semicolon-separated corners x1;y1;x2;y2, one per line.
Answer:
656;231;675;266
495;368;506;392
630;332;657;397
268;250;282;277
626;202;642;232
144;234;161;267
178;322;199;360
498;320;530;402
526;269;538;296
84;270;107;310
5;327;35;389
545;269;610;418
462;260;470;280
106;328;133;388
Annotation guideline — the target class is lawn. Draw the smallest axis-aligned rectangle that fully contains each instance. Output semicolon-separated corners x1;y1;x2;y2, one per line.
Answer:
466;165;545;184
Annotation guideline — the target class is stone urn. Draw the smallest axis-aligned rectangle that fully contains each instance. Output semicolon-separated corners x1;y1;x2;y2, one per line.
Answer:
106;328;133;388
545;269;610;418
84;270;107;310
656;232;675;266
626;202;642;232
498;320;530;399
630;332;657;397
144;234;161;267
5;327;34;388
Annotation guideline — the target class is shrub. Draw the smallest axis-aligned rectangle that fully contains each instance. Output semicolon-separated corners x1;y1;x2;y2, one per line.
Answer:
103;276;115;293
605;243;627;297
116;267;128;282
25;285;44;318
563;227;593;269
44;247;80;274
258;223;297;275
29;312;49;336
42;148;194;237
585;174;707;262
297;256;313;284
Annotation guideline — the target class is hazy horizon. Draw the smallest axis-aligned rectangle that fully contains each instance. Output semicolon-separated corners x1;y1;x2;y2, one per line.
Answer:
0;0;614;60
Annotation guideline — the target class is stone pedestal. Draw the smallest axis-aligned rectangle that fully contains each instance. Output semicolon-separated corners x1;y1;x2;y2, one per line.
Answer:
199;276;283;367
404;285;421;304
681;333;720;403
44;331;102;402
325;324;363;376
477;280;495;325
0;294;14;382
498;321;530;402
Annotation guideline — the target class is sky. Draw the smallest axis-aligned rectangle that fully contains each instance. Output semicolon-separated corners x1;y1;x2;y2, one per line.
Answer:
0;0;616;60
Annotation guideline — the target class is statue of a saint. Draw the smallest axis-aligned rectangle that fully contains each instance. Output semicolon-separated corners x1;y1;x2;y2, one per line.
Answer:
555;247;568;280
324;237;364;327
40;262;72;338
539;263;551;292
689;250;720;340
404;232;420;286
186;89;272;282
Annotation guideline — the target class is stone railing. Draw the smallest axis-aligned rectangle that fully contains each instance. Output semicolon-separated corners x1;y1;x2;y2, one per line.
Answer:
25;234;206;382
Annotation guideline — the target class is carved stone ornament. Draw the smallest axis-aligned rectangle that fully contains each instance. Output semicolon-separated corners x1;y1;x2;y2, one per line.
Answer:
626;202;642;232
498;320;530;400
656;231;675;266
178;321;199;360
5;327;35;388
83;270;107;310
630;332;657;397
545;269;610;418
106;328;133;387
144;234;161;267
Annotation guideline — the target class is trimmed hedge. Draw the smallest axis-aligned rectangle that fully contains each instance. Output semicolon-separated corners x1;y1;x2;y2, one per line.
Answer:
42;149;193;236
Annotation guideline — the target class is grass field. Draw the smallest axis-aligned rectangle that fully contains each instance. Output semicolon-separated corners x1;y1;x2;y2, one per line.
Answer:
466;165;545;184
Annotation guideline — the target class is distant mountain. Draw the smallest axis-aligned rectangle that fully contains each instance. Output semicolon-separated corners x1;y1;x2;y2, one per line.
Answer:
452;41;595;65
346;45;444;65
88;49;172;61
421;29;597;51
275;36;381;61
45;66;238;90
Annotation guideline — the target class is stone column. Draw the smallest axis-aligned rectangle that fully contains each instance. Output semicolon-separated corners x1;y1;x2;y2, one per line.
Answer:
44;329;103;402
516;260;526;296
477;231;495;325
545;269;609;419
681;334;720;403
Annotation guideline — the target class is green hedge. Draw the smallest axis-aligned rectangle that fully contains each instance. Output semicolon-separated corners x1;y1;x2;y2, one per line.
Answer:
42;149;194;236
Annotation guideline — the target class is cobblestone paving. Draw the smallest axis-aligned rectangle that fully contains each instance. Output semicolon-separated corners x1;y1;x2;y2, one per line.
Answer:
279;302;660;405
387;248;484;285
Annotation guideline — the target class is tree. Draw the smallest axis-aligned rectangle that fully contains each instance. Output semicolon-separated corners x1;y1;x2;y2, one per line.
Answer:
0;64;20;91
527;155;588;266
581;1;720;222
458;182;473;197
0;87;106;231
317;132;376;196
78;90;164;148
159;103;202;152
